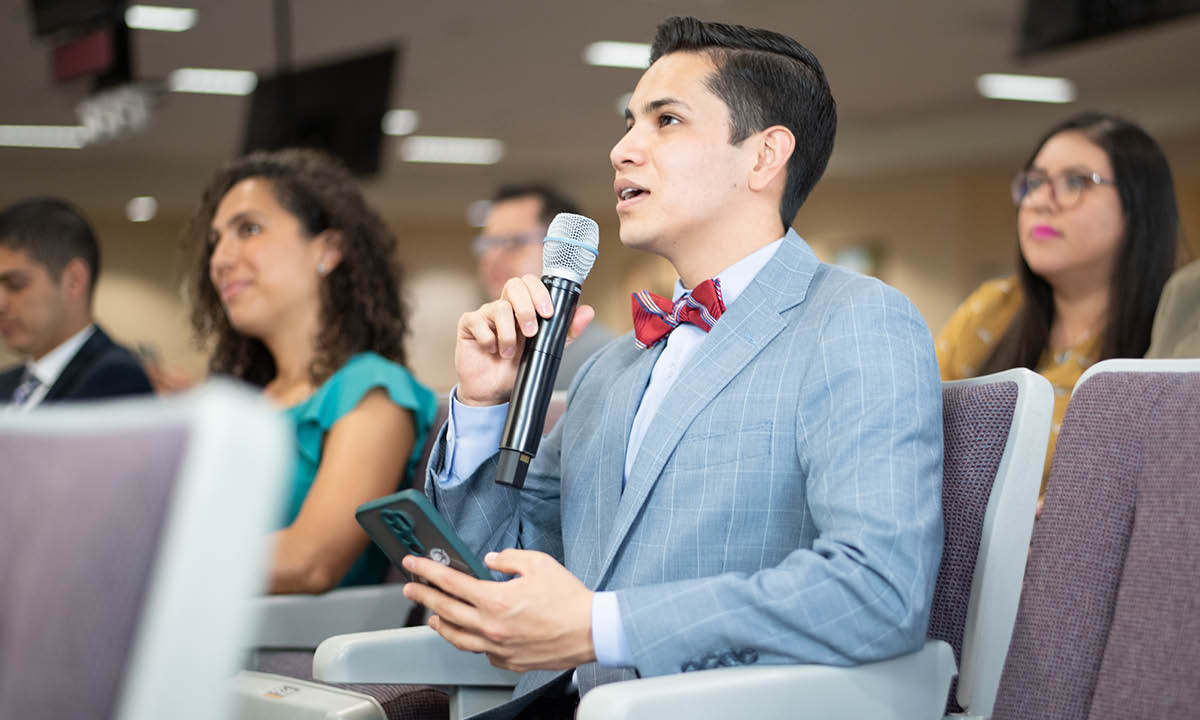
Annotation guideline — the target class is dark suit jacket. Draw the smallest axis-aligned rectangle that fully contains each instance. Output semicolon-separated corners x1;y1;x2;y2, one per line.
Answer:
0;326;153;404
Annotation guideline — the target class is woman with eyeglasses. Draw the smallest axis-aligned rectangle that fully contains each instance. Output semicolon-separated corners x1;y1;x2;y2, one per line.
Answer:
184;148;437;592
936;111;1179;493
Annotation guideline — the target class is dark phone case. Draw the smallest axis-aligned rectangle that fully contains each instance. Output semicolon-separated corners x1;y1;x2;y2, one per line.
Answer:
356;489;491;581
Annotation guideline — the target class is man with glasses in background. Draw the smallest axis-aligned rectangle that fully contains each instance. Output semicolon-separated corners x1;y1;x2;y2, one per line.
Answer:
473;184;614;390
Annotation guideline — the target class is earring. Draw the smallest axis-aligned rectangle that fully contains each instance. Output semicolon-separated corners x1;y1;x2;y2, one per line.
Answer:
317;262;328;276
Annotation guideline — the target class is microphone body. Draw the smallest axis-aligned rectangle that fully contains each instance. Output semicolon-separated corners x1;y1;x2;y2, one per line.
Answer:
496;214;599;489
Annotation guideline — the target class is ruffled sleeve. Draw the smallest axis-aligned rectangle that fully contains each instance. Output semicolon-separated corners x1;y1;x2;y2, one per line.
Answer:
293;352;438;481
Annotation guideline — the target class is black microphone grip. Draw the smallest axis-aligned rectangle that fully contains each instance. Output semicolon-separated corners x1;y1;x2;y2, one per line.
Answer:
495;276;581;488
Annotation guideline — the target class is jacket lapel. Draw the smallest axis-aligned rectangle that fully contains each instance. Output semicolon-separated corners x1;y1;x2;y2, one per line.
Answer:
595;232;819;585
581;339;662;589
44;326;108;402
0;366;21;400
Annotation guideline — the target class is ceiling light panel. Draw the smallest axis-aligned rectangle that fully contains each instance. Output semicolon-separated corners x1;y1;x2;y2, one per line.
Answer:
167;68;258;95
400;136;504;165
584;41;651;69
0;125;88;149
976;73;1076;103
125;5;197;32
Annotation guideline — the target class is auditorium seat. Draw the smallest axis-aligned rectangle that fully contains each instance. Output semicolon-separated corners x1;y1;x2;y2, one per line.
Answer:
992;358;1200;720
0;381;289;720
303;372;1051;720
234;392;567;720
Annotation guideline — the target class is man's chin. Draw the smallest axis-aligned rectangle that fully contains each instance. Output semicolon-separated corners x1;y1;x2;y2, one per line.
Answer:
617;223;656;252
0;334;30;356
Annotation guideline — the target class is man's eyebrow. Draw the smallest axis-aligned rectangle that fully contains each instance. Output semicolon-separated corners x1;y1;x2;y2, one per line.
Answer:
643;97;690;114
0;270;29;282
625;97;691;122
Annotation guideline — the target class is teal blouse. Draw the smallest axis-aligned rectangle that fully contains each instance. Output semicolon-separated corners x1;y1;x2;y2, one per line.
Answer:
282;352;437;588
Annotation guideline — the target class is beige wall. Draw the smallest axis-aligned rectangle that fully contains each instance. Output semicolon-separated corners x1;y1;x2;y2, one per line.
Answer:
4;137;1198;392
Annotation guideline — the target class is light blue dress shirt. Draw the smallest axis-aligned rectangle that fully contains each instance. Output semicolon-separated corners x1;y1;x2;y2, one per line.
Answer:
441;236;784;666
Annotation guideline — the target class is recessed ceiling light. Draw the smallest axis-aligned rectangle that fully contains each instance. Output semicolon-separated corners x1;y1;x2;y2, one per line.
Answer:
584;41;651;69
400;136;504;165
976;73;1076;104
126;196;158;222
0;125;88;149
382;109;419;136
167;68;258;96
125;5;197;32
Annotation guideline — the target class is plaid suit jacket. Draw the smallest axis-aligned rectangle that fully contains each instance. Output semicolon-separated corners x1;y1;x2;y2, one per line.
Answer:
428;230;944;717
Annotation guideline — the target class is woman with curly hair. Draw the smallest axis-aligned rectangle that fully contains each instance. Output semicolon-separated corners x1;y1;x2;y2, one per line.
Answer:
184;148;436;593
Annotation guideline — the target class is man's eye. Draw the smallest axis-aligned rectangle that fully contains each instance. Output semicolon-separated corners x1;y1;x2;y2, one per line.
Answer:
658;114;679;127
239;221;261;237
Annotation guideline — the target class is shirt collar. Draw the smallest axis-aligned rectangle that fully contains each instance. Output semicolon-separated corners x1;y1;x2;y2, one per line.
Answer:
26;324;95;387
671;229;792;306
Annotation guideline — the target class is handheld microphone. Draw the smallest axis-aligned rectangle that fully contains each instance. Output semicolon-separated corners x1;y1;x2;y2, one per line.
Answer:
495;213;600;488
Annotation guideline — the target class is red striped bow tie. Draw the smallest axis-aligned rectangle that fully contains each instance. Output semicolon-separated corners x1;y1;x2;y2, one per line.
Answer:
631;278;726;349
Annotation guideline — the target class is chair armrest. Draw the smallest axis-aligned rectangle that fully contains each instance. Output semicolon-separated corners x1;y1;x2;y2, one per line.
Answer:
250;584;415;649
578;640;956;720
313;626;521;687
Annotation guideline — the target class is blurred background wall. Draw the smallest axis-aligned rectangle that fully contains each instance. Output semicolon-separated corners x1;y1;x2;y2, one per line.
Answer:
2;0;1198;391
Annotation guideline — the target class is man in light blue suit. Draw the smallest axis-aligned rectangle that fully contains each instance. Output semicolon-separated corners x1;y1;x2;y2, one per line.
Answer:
402;16;944;718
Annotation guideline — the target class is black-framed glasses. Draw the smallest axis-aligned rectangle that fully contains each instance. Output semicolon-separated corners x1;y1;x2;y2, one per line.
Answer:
471;231;544;256
1010;170;1115;209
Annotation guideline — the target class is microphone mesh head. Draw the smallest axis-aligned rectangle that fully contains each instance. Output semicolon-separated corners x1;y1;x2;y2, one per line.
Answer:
542;213;599;285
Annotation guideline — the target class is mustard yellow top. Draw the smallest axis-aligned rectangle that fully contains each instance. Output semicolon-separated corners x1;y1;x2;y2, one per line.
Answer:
935;277;1100;495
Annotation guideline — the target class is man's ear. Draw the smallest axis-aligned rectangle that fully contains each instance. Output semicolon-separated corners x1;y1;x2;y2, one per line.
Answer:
747;125;796;194
60;258;92;303
314;230;345;274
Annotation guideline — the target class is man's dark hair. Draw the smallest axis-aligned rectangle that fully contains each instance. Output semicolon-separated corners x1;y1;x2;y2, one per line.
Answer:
649;16;837;227
491;184;582;228
0;197;101;297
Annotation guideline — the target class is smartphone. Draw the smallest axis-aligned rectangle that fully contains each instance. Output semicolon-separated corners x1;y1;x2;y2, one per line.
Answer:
356;489;491;581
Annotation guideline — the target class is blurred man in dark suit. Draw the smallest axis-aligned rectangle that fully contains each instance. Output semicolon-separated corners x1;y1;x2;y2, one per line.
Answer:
0;198;151;411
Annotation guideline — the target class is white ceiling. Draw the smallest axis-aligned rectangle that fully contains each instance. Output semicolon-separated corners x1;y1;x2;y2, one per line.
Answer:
2;0;1199;224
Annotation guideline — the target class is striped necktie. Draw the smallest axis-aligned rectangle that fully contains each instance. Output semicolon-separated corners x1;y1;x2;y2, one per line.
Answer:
631;278;726;349
11;369;42;406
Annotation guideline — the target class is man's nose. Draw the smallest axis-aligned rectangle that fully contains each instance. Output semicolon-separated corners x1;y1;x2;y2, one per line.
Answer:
611;127;645;170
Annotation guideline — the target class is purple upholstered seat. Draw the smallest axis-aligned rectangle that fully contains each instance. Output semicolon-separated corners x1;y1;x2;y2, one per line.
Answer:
1;381;288;720
993;364;1200;720
929;379;1018;712
0;426;187;720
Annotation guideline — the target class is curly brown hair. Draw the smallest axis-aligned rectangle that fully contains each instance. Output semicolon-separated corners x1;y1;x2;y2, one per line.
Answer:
183;148;410;387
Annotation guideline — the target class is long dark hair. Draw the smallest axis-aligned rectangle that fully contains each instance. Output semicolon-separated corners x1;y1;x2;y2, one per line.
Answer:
183;148;410;386
981;111;1178;373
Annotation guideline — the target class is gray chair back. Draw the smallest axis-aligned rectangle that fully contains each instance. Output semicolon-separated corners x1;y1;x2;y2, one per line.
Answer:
993;363;1200;719
0;382;289;720
0;426;188;720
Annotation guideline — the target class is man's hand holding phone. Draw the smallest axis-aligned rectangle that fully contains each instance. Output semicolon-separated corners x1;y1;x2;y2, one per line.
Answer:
403;548;597;673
